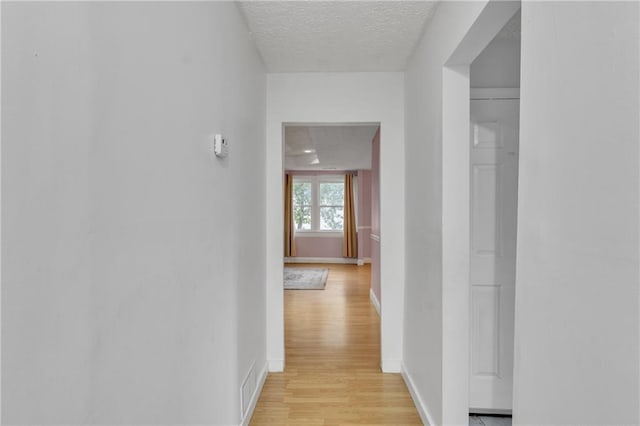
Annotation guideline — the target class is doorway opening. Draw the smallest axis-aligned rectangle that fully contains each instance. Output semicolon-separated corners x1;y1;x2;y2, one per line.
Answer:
440;1;521;423
282;122;382;364
468;10;521;420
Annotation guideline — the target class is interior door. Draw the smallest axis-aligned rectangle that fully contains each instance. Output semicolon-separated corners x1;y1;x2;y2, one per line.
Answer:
469;97;519;412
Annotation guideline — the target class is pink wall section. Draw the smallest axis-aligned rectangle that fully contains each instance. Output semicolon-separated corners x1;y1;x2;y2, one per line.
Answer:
357;170;372;260
371;129;380;237
371;238;381;299
295;236;343;258
370;128;381;303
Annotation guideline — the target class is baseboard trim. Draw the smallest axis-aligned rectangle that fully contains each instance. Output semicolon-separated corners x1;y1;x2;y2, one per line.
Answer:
401;363;436;426
285;257;357;264
357;257;372;266
381;359;401;373
369;288;381;316
469;408;512;416
268;359;284;372
240;362;268;426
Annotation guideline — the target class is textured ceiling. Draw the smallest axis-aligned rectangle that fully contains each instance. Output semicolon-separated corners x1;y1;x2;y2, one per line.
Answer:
239;1;438;72
285;125;378;171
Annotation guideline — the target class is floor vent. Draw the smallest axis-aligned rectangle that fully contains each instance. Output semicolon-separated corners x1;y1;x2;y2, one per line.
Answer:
240;362;256;418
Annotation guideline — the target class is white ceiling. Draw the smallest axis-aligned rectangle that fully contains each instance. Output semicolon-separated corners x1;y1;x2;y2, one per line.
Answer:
284;125;378;171
239;1;438;72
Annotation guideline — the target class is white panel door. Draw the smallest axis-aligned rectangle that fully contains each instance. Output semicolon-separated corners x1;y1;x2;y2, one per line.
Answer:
469;98;519;412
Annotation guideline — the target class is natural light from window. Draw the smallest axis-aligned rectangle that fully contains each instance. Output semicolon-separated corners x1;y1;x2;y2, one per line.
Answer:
293;176;344;232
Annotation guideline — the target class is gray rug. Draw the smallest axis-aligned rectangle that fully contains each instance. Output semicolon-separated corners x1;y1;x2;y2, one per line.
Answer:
284;267;329;290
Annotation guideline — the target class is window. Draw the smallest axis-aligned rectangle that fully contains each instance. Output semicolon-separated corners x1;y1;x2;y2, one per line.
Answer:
292;179;312;231
292;176;344;233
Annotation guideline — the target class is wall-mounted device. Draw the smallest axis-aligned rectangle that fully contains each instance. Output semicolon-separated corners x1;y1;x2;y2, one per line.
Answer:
213;134;228;158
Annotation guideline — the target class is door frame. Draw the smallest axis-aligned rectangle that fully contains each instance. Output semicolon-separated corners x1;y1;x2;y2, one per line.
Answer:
441;1;521;423
265;73;406;374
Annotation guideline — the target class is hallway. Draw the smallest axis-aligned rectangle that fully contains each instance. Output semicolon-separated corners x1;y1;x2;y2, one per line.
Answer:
251;264;421;424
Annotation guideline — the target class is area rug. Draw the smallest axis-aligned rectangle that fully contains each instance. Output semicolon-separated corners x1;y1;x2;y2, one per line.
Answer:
284;267;329;290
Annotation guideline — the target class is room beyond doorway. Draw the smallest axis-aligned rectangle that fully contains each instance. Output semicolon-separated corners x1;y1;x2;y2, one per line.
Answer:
283;122;381;286
282;122;383;370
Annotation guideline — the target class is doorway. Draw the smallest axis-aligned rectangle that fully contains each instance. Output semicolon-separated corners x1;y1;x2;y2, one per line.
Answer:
440;1;521;423
468;11;521;416
282;122;381;360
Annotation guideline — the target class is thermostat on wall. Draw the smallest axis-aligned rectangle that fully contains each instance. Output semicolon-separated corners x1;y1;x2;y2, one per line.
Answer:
213;134;228;158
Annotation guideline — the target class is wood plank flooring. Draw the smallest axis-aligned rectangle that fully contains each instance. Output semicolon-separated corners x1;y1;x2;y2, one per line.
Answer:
250;264;422;425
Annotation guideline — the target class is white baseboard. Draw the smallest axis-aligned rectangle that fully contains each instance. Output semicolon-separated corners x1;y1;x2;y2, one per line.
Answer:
401;363;436;426
381;359;401;373
369;288;381;316
268;359;284;372
240;362;268;426
285;257;357;264
469;408;512;415
357;257;372;266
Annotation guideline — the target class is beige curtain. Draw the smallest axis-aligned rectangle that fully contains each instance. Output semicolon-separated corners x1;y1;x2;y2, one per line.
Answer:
343;174;358;258
284;173;297;257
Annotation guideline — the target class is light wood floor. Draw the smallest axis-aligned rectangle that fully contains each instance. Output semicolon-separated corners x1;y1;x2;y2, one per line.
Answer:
250;264;422;425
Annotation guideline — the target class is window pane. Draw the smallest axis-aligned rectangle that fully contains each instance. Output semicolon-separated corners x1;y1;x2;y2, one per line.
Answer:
293;181;312;205
320;206;344;231
319;182;344;206
294;206;312;230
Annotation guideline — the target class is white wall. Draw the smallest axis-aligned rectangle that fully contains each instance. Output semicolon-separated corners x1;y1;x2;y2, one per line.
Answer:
513;2;639;424
470;30;520;89
266;73;405;372
2;3;266;425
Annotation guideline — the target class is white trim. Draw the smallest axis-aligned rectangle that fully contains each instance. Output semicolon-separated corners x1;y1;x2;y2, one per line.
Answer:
381;359;402;373
469;408;512;416
285;122;380;127
357;225;372;230
369;288;381;316
295;231;343;238
442;64;472;426
284;257;357;264
470;88;520;100
0;0;3;419
282;121;380;127
240;362;268;426
357;257;372;266
267;359;284;372
402;364;437;426
370;233;380;242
